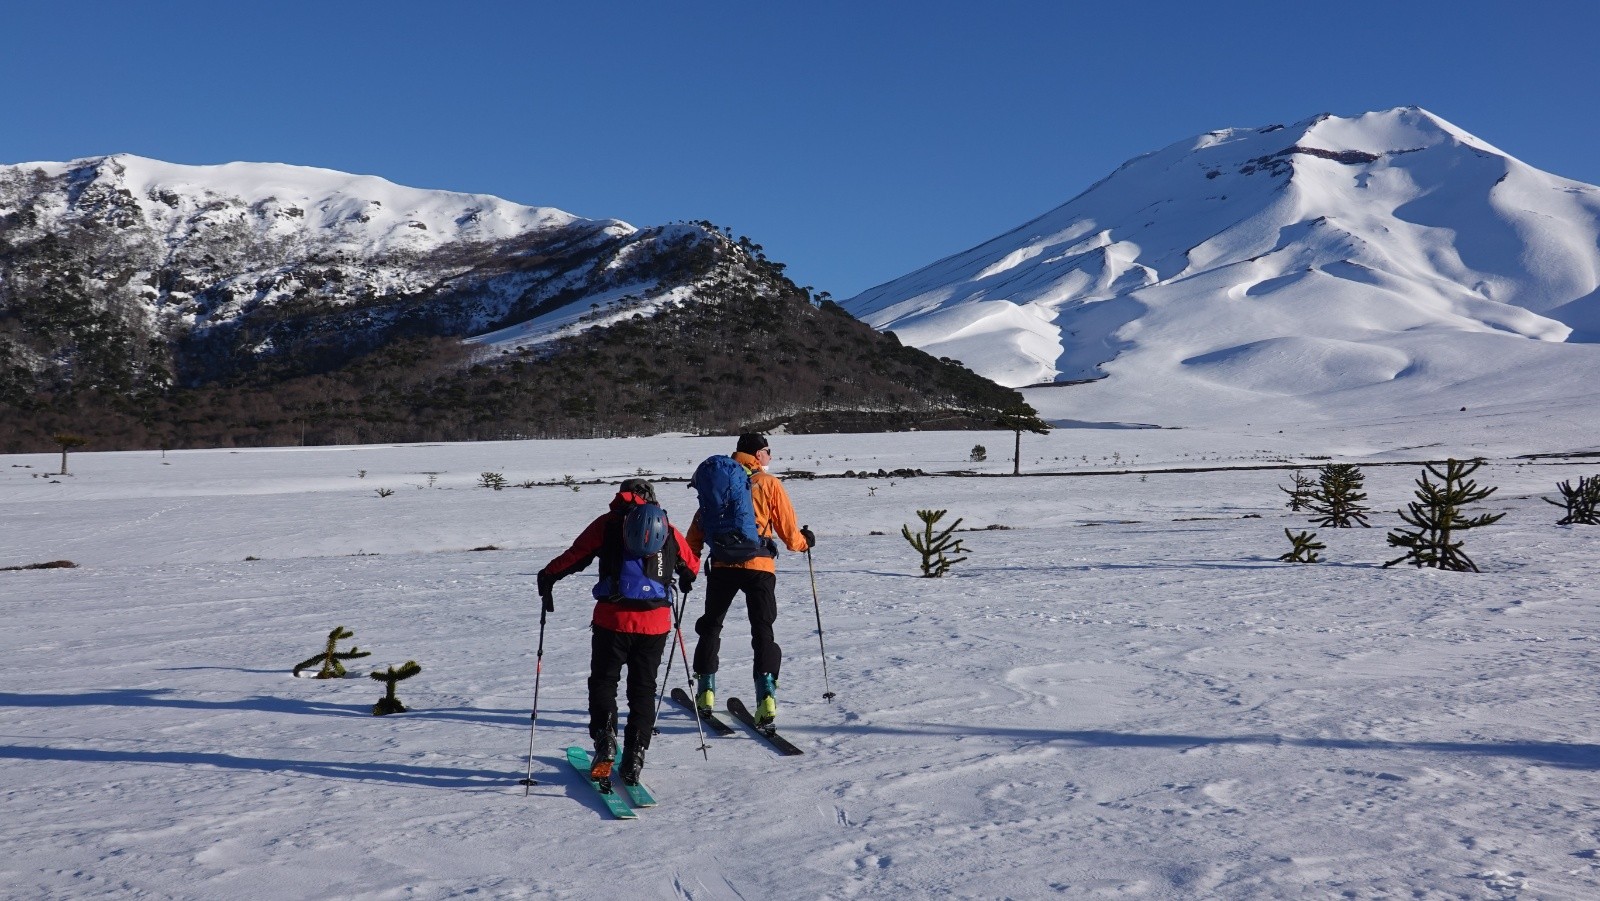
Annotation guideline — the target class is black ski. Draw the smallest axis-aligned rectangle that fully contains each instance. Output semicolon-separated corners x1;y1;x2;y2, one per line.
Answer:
671;687;735;737
727;697;805;756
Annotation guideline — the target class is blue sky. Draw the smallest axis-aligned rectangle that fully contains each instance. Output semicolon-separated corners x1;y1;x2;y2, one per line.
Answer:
6;2;1597;299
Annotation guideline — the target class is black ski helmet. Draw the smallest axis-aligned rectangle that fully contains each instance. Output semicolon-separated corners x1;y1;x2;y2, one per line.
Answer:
622;502;669;557
619;478;656;503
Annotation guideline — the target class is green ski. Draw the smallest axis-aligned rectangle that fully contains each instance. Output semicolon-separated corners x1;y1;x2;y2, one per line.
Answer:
565;746;636;819
621;777;657;808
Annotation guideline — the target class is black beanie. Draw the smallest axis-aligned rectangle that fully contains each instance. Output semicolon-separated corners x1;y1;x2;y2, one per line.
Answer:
736;433;768;455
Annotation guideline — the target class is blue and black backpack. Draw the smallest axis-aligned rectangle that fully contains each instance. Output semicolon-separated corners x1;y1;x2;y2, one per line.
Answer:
594;502;675;606
690;455;771;563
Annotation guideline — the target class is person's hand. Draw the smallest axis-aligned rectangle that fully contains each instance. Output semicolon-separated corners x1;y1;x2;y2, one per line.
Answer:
678;572;695;595
537;572;555;612
800;525;817;549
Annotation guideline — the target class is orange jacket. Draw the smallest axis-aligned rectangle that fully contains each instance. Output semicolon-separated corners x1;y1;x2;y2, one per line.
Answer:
687;451;809;573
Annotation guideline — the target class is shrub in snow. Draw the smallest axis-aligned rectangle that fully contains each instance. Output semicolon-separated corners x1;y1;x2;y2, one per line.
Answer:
1307;463;1372;528
1278;528;1324;563
1280;470;1315;512
479;471;507;490
902;508;969;578
0;559;77;571
371;661;422;715
970;444;987;463
1543;476;1600;525
292;626;372;679
1384;459;1504;572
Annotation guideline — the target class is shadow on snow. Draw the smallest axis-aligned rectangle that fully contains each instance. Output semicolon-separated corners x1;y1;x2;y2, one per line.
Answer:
0;743;511;790
833;721;1600;770
0;688;582;729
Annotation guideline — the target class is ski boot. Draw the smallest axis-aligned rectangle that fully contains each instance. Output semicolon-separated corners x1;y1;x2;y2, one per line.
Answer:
590;732;617;787
754;672;778;731
619;745;647;786
695;673;716;716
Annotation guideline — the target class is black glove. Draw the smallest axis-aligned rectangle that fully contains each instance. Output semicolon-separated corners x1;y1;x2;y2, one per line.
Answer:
678;572;695;595
537;572;555;613
800;525;816;549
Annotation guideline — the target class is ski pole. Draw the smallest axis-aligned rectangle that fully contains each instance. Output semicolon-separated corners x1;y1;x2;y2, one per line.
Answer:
518;607;549;795
667;583;710;758
652;583;691;733
806;549;836;701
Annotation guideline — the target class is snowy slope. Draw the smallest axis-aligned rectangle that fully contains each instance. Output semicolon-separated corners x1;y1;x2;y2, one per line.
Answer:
5;405;1600;898
843;108;1600;427
15;153;607;260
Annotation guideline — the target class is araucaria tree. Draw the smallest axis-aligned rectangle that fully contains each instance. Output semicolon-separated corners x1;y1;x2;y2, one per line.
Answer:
1544;475;1600;525
994;403;1052;475
371;661;422;715
1307;463;1372;528
293;626;372;678
1279;528;1324;563
1280;470;1315;512
1384;458;1505;572
902;509;969;577
53;433;88;475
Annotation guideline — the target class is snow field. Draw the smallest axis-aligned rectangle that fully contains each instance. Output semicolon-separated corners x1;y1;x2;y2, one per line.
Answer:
4;430;1600;898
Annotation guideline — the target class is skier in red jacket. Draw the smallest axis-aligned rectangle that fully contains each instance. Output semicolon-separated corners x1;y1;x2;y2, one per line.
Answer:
538;479;699;785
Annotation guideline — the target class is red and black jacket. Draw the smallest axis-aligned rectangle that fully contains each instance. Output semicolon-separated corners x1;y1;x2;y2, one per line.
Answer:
540;490;699;635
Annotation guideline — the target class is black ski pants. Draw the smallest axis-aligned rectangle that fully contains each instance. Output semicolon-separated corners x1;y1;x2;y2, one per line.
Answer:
588;625;668;754
692;568;780;683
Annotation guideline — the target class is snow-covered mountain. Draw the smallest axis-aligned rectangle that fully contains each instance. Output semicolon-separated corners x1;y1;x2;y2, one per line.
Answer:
0;154;729;387
0;155;1020;450
843;107;1600;424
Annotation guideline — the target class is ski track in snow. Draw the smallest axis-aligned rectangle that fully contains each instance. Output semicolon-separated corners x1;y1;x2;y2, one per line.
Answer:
4;428;1600;898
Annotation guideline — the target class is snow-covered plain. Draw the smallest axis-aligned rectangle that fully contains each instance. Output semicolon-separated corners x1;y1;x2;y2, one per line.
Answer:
5;406;1600;899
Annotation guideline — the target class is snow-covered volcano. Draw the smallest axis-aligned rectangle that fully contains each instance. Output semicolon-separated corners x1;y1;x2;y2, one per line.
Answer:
843;108;1600;425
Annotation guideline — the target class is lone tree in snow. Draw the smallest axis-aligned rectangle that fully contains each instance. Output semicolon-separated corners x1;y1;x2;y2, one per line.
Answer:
1280;470;1315;512
1384;458;1505;572
1306;463;1372;528
994;403;1052;476
1278;528;1325;563
902;508;969;578
53;433;88;475
371;660;422;715
1544;475;1600;525
293;626;372;679
970;444;987;463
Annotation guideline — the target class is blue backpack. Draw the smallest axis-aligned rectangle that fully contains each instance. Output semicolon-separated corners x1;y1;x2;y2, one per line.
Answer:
691;455;768;563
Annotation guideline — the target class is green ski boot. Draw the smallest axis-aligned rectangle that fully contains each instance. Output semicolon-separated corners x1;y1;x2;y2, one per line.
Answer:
755;672;778;729
695;673;716;716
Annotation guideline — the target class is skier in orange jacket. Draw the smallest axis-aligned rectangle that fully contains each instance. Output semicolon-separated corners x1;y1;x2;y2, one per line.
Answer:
686;433;813;727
